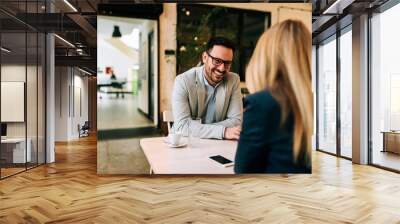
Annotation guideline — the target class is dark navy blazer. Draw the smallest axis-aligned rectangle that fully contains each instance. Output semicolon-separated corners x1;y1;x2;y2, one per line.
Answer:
234;90;311;174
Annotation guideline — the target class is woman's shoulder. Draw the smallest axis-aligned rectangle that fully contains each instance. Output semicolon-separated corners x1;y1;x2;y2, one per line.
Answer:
244;90;280;112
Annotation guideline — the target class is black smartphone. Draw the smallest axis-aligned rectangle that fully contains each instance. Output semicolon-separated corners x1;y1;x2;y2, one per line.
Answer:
209;155;234;167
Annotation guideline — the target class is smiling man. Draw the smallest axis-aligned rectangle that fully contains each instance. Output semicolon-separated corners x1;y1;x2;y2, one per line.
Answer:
172;37;243;140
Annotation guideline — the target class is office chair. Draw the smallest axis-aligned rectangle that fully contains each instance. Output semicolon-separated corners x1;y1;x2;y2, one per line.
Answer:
79;121;90;138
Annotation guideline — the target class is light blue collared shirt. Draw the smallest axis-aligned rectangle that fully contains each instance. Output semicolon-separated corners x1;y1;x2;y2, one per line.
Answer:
201;69;226;143
202;72;221;124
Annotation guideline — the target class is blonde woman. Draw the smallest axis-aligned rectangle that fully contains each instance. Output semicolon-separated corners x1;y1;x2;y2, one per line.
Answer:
234;20;312;173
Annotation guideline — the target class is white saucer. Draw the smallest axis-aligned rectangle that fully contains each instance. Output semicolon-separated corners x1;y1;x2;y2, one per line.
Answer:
167;142;187;148
163;137;187;148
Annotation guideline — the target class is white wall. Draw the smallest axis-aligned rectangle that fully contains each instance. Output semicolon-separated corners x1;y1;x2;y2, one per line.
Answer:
1;65;30;137
72;74;89;137
55;66;69;141
138;23;149;115
97;38;137;83
1;65;26;81
97;16;140;87
1;64;46;164
138;20;157;119
55;67;89;141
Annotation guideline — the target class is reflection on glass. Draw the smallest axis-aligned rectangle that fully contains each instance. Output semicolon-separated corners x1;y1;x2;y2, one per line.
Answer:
371;3;400;171
0;1;46;179
1;31;27;177
27;31;38;169
340;29;352;158
318;37;337;154
38;33;46;165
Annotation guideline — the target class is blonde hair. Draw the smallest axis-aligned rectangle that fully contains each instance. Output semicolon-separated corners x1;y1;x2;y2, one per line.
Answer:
246;20;312;165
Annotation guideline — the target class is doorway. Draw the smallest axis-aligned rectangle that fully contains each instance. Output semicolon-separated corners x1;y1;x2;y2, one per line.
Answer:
148;31;154;121
97;16;159;137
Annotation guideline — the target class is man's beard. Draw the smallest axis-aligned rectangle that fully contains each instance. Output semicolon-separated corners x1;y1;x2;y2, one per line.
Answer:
206;66;225;84
211;68;225;82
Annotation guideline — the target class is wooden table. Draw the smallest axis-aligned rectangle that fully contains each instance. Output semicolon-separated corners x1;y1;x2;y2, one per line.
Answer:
140;137;238;174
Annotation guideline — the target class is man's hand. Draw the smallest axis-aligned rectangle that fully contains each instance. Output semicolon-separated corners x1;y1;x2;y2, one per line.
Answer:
224;126;241;140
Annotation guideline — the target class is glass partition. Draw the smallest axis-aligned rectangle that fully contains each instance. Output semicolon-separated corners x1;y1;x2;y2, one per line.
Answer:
1;30;28;177
0;1;46;179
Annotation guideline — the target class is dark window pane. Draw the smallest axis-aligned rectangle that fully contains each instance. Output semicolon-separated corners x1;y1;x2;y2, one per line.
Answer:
177;4;269;81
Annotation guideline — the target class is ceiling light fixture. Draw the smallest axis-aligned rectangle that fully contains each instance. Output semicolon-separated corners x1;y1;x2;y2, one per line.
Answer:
112;25;122;38
76;49;84;55
322;0;354;15
323;0;341;14
78;67;93;76
1;47;11;53
54;34;75;48
179;45;187;52
63;0;78;12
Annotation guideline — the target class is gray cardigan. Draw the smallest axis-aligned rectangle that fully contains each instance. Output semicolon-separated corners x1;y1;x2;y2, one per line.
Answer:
171;65;243;139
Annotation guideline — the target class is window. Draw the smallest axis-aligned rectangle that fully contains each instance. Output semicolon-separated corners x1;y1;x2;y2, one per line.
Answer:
177;4;270;80
0;1;46;179
339;27;352;158
317;36;337;154
371;3;400;171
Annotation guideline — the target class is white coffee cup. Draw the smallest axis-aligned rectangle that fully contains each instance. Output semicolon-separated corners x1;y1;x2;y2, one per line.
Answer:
168;133;182;145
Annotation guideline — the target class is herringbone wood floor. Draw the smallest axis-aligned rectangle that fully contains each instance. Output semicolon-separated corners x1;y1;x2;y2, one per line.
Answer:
1;135;400;223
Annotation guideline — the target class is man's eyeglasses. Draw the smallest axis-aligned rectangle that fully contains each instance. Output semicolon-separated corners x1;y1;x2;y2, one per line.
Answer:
206;51;232;68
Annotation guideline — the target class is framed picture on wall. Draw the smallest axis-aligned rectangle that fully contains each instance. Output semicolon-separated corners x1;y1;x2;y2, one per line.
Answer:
1;81;25;122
